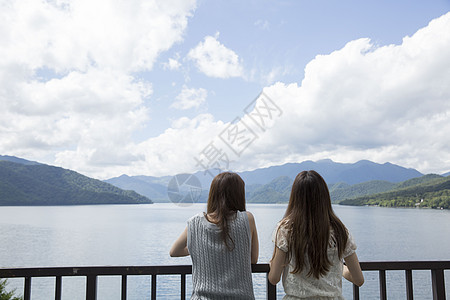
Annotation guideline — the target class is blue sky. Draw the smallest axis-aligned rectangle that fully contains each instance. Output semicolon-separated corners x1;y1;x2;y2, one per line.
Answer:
1;0;449;179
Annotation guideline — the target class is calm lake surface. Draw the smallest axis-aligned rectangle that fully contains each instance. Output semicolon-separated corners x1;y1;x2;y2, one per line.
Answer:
0;203;449;299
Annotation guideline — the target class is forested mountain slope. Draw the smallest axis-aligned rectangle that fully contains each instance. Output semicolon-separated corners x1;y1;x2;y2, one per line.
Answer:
0;161;152;205
339;174;450;209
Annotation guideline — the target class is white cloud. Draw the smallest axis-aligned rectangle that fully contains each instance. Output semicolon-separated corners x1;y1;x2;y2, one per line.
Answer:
235;12;450;174
171;85;208;110
0;0;196;73
0;0;196;178
163;58;182;70
187;33;244;78
0;68;150;169
120;114;225;177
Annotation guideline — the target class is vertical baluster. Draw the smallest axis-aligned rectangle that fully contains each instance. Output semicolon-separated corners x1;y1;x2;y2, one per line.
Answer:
24;276;31;300
151;274;157;300
181;274;186;300
86;275;97;300
266;273;276;300
405;269;413;300
353;284;360;300
431;269;445;300
379;270;387;300
55;275;62;300
121;275;127;300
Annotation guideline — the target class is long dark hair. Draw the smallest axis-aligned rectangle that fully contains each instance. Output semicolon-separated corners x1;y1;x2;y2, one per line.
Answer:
206;172;246;250
275;170;348;278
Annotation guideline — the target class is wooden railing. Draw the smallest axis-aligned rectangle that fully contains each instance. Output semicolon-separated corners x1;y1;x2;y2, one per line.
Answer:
356;261;449;300
0;264;274;300
1;261;449;300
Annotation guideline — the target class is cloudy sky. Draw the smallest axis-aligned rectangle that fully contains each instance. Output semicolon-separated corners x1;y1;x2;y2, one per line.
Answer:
1;0;450;179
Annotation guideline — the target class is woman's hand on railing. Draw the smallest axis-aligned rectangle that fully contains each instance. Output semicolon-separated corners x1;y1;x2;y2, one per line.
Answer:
343;253;364;287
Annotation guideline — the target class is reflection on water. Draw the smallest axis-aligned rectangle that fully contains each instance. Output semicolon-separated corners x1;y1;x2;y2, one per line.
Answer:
0;204;449;299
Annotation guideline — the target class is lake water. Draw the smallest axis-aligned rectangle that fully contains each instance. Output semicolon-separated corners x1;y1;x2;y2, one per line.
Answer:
0;203;449;299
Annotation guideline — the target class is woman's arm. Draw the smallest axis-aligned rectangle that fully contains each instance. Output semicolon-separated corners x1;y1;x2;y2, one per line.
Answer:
343;252;364;287
169;226;189;257
268;247;286;285
246;211;259;264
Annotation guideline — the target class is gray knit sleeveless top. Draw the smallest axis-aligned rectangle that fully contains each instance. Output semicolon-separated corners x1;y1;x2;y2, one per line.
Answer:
187;210;255;300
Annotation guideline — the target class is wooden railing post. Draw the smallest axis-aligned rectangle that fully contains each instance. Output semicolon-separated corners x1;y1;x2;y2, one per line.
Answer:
266;274;276;300
181;274;186;300
55;275;62;300
379;270;387;300
151;274;157;300
405;269;413;300
121;275;127;300
353;284;360;300
24;276;31;300
86;275;97;300
431;268;446;300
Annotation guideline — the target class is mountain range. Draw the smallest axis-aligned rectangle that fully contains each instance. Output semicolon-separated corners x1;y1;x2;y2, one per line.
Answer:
245;172;450;205
2;155;447;208
105;159;424;203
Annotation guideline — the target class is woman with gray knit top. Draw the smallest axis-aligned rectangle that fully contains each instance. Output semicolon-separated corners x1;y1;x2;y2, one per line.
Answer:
170;172;259;299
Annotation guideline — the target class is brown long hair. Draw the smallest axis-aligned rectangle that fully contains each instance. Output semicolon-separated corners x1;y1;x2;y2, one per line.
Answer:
275;170;348;279
206;172;246;250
